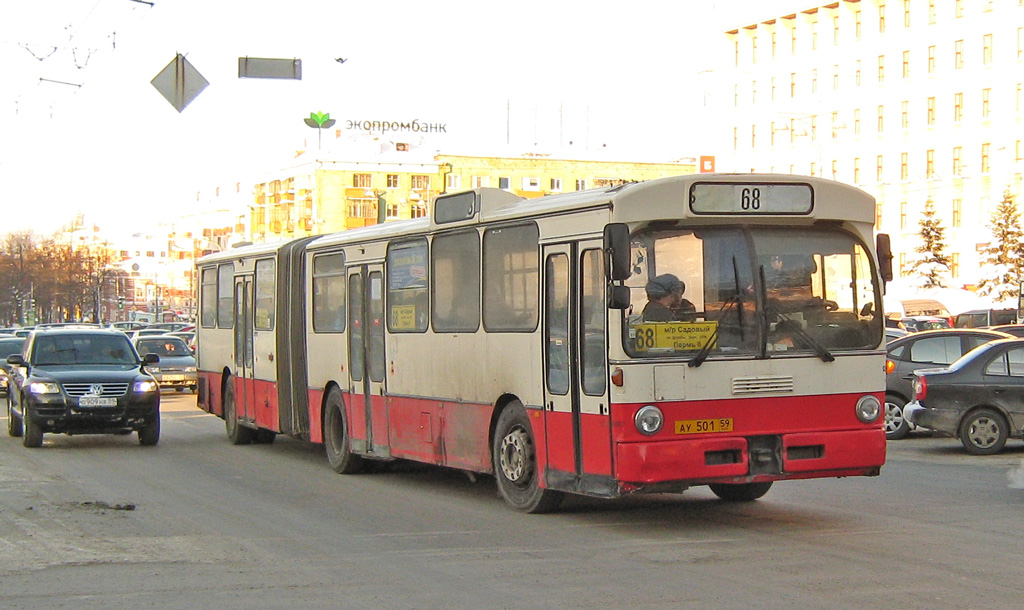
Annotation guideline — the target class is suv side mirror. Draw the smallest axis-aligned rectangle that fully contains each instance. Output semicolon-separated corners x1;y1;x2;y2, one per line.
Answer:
7;354;24;366
143;353;160;365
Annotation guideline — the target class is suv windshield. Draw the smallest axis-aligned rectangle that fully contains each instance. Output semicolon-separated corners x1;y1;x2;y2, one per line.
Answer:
32;334;138;366
623;226;881;360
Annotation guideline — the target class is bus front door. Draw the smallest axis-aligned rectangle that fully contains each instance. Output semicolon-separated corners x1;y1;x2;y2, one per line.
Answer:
347;265;390;457
233;276;257;427
542;241;613;494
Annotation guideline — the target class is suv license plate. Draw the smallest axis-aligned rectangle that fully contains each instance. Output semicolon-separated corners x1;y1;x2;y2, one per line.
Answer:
79;397;116;407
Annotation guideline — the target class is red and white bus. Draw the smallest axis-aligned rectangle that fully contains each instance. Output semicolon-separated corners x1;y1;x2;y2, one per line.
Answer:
195;174;892;512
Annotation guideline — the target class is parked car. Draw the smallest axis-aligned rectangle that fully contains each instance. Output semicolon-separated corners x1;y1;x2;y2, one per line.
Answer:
900;315;952;332
955;308;1017;328
110;321;150;332
905;337;1024;455
133;335;197;392
884;328;1012;440
6;327;161;447
0;336;26;397
986;324;1024;337
886;327;909;342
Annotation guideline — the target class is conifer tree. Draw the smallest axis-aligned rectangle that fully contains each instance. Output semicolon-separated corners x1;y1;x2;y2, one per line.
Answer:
906;198;951;290
977;189;1024;305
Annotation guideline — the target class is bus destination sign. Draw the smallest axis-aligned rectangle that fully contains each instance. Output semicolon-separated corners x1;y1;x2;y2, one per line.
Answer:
689;182;813;215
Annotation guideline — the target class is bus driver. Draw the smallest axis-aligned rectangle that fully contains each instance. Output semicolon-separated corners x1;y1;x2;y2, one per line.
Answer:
642;274;696;323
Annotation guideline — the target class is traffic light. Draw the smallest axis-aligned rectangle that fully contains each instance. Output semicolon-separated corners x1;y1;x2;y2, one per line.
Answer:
117;296;125;309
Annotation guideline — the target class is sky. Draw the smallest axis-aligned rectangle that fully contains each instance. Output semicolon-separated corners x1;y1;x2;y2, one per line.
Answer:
0;0;801;236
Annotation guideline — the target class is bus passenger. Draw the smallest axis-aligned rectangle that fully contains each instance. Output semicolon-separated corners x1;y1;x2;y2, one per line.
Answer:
642;274;696;322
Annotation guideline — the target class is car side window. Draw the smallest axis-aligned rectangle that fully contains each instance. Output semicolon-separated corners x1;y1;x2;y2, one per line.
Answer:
908;336;960;364
985;353;1009;376
1009;348;1024;376
963;336;993;351
888;344;906;360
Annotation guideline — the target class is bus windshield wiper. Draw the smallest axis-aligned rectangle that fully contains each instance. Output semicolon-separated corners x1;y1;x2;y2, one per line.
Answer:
690;257;744;368
760;264;835;363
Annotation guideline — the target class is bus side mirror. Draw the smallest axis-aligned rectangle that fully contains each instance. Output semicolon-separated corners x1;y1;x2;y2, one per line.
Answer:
607;285;631;310
876;233;894;283
604;223;631;281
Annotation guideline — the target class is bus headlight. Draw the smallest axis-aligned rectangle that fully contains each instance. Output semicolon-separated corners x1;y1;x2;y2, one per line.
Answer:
855;395;882;423
634;405;664;436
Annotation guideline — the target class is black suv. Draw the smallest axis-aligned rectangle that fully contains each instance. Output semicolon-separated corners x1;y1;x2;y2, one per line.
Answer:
6;327;161;447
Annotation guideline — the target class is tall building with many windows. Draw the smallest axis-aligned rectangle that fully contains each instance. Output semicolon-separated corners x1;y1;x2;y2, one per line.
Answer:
713;0;1024;287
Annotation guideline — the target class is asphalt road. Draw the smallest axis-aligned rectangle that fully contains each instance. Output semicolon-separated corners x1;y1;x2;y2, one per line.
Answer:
2;392;1023;610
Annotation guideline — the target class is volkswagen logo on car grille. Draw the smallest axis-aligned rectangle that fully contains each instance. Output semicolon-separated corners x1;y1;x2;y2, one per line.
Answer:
87;384;104;396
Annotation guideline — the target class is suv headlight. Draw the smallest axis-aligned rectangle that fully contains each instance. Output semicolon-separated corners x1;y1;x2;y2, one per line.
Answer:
134;380;159;393
28;381;60;394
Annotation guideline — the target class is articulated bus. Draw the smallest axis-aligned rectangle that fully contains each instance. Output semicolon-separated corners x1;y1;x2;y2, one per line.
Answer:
195;174;892;512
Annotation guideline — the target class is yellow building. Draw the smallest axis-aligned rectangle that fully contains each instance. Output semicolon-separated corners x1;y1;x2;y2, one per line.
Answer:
248;148;697;242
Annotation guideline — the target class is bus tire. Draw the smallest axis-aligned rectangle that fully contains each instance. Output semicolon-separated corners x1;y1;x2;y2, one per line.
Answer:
224;379;254;445
254;429;277;444
493;403;563;513
709;481;772;502
324;388;364;474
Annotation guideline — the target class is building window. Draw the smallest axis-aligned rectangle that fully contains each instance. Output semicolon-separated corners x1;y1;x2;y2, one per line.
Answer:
811;20;817;50
751;124;756;148
410;203;427;218
549;178;562;191
955;0;963;18
927;97;936;125
790;72;797;97
575;179;587;191
771;76;776;100
856;59;862;85
1018;27;1023;60
472;176;490;188
811;68;818;93
446;173;461;190
498;176;511;190
411;175;430;190
854;157;861;182
929;0;937;24
353;173;371;188
855;9;862;38
752;35;758;63
981;143;991;172
955;40;964;69
521;177;540;191
928;45;936;73
1018;84;1022;113
901;152;909;180
954;92;963;121
952;199;962;227
953;147;963;175
900;201;907;229
733;84;739;107
734;39;740;66
902;50;910;78
876;155;884;181
833;64;840;89
791;27;797;54
877;105;884;132
831;159;838;178
984;34;993;65
951;253;959;278
982;88;991;118
854;108;861;134
387;174;399;188
901;101;909;128
752;80;757;104
926;149;935;177
1018;140;1023;162
903;0;911;27
833;15;840;44
772;31;777;57
878;55;885;82
876;203;883;227
879;3;886;33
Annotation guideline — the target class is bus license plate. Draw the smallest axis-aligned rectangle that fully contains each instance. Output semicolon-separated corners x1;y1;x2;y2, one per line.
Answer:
79;397;116;407
675;418;733;434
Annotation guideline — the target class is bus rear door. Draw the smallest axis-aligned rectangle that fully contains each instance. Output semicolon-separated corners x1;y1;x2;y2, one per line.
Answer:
347;265;390;457
542;241;613;494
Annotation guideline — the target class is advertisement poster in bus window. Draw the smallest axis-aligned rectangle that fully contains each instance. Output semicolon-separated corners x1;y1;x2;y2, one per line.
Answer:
389;245;427;290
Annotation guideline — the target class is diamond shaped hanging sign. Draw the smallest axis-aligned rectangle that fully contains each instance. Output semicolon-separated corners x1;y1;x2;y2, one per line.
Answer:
151;53;209;113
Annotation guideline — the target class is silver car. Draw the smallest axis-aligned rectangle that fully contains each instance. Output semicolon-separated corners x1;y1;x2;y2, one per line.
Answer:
133;335;197;392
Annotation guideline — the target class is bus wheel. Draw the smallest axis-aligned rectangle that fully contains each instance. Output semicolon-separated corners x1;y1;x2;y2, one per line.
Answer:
224;380;254;445
493;403;563;513
324;388;364;474
709;481;773;502
254;429;277;444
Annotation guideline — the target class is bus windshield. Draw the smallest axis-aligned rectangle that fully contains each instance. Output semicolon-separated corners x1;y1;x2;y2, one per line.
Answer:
623;226;881;359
